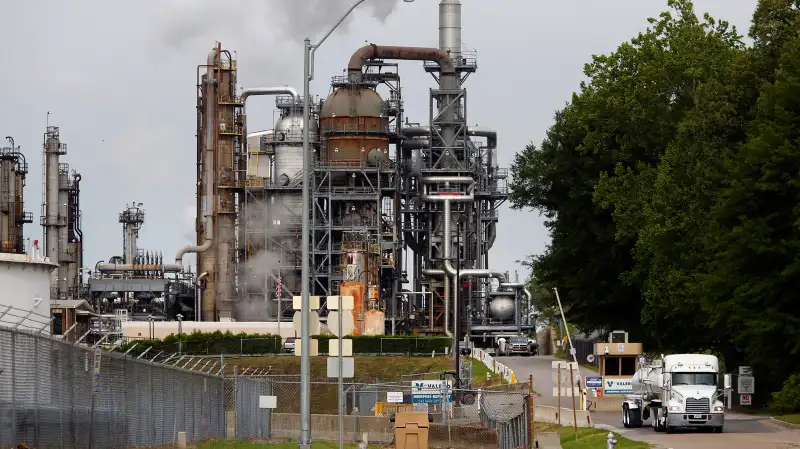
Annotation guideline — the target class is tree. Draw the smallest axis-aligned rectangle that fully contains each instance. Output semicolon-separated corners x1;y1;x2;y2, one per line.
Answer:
510;0;743;344
698;35;800;392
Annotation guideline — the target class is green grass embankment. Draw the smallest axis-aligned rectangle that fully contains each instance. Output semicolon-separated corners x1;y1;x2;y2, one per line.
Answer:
535;423;651;449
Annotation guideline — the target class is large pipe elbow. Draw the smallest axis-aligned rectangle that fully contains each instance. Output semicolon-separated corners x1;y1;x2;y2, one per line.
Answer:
347;44;455;76
241;87;299;103
197;271;208;287
175;240;211;265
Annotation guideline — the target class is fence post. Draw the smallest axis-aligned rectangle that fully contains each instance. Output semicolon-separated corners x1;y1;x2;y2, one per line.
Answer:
528;374;535;449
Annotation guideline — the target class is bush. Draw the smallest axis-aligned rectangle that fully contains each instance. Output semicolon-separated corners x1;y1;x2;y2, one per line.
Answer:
771;373;800;414
115;331;449;356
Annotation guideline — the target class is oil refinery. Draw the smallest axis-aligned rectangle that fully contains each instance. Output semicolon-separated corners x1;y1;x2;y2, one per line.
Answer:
0;0;534;348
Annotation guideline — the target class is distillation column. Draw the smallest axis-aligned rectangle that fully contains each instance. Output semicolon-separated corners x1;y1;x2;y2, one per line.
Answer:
1;139;32;254
42;126;67;298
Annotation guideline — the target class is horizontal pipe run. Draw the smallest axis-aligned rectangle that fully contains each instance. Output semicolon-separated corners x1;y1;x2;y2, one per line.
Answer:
97;263;182;273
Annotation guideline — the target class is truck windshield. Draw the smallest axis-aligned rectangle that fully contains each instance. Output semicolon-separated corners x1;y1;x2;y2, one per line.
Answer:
672;372;717;386
509;337;527;343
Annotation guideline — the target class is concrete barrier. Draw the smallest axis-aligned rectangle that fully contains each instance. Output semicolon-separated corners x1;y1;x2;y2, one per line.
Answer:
534;405;593;428
471;347;518;384
269;413;394;443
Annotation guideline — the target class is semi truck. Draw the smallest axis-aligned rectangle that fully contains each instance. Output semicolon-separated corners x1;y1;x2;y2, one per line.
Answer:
622;354;725;433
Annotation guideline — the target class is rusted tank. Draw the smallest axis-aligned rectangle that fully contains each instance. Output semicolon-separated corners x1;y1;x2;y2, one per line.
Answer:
363;309;385;336
318;87;390;167
339;281;365;336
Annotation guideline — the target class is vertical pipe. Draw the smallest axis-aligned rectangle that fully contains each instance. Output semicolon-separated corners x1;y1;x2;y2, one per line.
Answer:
299;37;312;449
58;184;68;295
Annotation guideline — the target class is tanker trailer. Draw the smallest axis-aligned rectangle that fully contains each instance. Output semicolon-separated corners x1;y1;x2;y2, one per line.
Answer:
622;354;725;433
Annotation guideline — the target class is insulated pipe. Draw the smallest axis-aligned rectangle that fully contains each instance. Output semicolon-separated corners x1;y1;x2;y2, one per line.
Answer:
97;263;182;273
523;286;532;326
347;44;455;74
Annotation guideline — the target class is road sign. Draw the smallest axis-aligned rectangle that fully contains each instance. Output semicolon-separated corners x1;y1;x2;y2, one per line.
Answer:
585;375;602;389
327;357;354;378
292;310;320;335
329;338;352;356
739;394;752;406
327;311;354;337
738;366;753;376
738;376;755;394
292;295;320;310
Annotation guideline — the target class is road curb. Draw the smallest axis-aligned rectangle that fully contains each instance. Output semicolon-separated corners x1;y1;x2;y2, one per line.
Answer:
769;417;800;430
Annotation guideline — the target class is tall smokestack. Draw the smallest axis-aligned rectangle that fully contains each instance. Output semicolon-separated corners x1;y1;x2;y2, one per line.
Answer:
439;0;461;60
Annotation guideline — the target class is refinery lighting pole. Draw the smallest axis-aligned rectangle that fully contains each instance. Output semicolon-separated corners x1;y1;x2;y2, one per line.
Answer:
301;1;414;447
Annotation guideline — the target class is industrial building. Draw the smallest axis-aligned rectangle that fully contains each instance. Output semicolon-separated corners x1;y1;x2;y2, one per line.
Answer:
170;0;534;345
1;0;533;349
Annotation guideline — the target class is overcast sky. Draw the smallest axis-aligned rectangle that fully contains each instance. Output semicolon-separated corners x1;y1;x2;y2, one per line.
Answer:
0;0;757;281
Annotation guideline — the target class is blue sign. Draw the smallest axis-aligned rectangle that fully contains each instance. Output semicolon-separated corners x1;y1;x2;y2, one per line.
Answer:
586;376;603;389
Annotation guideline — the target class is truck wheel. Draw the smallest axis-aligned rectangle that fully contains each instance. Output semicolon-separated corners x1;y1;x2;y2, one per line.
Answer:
629;408;643;428
714;427;724;433
622;406;631;428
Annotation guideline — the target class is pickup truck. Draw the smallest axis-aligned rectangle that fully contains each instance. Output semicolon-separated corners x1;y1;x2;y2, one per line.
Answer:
503;336;538;356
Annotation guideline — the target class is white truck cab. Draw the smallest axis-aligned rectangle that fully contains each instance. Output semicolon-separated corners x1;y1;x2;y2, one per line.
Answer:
623;353;726;433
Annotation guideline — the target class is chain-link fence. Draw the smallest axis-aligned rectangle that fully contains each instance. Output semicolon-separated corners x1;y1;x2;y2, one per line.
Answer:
226;377;533;448
0;325;226;449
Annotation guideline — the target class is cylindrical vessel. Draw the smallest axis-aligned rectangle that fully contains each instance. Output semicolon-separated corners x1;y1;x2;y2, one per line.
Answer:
363;309;385;335
340;281;365;336
630;365;663;397
318;87;389;168
488;292;515;320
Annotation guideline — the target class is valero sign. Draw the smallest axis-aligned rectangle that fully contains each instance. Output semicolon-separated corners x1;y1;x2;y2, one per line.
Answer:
604;378;633;395
410;380;453;404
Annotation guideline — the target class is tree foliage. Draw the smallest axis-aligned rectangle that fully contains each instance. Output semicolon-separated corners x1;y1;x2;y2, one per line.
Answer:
511;0;800;399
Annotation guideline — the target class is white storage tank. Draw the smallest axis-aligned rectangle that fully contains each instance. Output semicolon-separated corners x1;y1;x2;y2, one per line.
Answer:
0;251;57;331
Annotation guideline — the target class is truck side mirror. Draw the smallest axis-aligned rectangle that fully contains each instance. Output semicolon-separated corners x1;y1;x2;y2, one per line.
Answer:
724;374;731;390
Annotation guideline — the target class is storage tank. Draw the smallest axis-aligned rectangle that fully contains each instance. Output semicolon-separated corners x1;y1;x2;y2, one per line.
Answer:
488;291;515;320
339;281;365;336
0;251;58;330
364;309;385;335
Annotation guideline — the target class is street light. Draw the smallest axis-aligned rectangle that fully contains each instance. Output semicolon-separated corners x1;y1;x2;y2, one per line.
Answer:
300;2;415;447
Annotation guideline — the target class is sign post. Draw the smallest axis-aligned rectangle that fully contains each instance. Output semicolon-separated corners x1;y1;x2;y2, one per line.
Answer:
327;296;354;449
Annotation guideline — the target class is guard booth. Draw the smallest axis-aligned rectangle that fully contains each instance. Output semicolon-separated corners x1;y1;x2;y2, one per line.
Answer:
589;330;643;412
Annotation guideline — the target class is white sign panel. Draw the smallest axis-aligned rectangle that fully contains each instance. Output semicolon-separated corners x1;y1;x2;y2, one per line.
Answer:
738;366;753;376
739;394;752;406
387;392;404;403
326;357;354;378
329;339;353;356
259;395;277;409
738;376;755;394
604;378;633;395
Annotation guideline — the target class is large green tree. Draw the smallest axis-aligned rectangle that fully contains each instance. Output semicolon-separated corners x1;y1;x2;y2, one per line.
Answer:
697;34;800;391
511;0;742;344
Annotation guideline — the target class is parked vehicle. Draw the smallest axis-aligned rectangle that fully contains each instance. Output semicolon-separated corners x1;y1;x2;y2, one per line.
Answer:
283;337;296;354
503;336;537;356
622;354;725;433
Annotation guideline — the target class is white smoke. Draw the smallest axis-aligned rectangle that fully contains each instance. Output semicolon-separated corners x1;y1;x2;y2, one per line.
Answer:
154;0;402;50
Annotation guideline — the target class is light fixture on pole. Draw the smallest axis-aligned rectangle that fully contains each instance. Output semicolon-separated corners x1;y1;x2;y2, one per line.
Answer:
300;2;415;447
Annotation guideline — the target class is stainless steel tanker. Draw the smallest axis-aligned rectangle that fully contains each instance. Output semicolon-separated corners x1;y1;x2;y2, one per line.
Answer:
622;353;726;433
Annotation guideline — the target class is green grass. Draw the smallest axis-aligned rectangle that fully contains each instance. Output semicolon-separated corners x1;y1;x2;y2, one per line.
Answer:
230;355;451;381
197;440;382;449
535;423;651;449
468;357;507;386
775;413;800;425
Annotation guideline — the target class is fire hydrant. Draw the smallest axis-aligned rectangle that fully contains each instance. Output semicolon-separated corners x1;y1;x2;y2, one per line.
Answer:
606;432;618;448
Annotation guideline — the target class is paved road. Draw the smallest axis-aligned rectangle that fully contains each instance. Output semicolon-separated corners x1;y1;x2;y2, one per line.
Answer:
496;355;800;448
